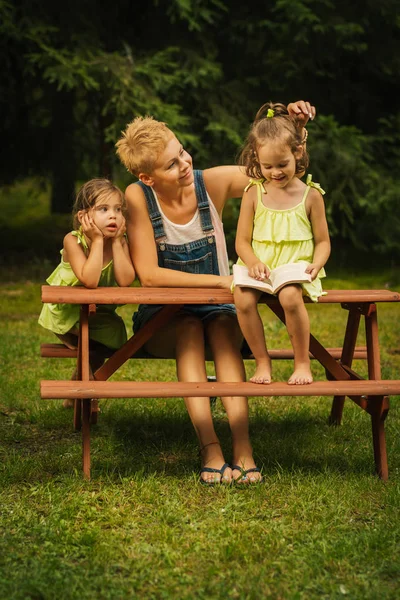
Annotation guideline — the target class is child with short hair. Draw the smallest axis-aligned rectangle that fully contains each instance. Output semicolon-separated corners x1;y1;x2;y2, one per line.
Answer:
39;178;135;404
233;102;331;385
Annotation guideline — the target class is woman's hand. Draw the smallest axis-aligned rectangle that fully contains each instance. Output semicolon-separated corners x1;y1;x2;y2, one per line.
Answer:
287;100;316;127
218;275;234;290
248;261;270;281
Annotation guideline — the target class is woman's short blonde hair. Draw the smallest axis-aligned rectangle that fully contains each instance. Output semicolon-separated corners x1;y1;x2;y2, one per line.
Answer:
115;116;174;176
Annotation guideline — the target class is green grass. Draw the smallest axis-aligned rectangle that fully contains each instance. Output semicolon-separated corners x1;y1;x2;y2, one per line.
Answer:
1;178;400;598
1;272;400;599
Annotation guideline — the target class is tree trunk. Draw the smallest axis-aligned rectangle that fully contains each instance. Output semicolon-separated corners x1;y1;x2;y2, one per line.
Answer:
50;89;76;214
99;110;113;179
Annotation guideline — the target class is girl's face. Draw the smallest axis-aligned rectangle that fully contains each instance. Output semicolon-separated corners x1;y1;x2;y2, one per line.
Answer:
257;141;301;188
88;192;125;237
144;136;193;189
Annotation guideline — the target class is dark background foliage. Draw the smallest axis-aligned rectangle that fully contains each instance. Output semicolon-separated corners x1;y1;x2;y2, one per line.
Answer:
1;0;400;266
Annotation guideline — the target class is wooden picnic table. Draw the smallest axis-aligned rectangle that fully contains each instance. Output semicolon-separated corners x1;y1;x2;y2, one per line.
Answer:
40;286;400;480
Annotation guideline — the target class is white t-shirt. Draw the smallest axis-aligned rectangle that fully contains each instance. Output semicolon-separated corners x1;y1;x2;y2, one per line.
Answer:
151;188;230;276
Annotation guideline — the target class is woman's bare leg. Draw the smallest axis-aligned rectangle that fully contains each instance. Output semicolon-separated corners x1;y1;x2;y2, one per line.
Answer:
206;314;262;482
278;285;312;384
234;287;271;383
174;315;232;483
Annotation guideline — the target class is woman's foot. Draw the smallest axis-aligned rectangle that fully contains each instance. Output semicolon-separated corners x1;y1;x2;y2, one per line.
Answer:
199;442;232;484
288;365;313;385
249;360;272;384
231;464;262;484
232;443;262;484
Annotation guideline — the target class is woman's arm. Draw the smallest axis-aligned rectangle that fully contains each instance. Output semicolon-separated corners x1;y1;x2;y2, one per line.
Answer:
306;189;331;280
235;187;270;280
125;183;232;289
111;219;136;287
203;165;249;214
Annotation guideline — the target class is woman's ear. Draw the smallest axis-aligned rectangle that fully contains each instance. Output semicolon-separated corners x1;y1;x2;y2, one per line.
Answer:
139;173;154;187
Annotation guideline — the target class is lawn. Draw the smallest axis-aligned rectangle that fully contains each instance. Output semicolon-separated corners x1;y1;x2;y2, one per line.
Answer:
1;266;400;599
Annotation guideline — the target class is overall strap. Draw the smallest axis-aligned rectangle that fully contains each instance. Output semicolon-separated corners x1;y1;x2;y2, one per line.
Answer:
194;170;214;233
137;181;166;241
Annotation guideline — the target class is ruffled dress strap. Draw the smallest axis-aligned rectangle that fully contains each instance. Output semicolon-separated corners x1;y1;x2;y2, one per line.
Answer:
244;178;266;197
306;174;326;195
71;228;89;253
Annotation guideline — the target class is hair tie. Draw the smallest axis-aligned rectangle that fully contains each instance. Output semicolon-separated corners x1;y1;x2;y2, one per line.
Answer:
266;108;275;118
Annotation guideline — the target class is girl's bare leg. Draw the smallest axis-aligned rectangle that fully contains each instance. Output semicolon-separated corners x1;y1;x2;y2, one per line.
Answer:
234;287;272;383
175;315;232;484
206;315;262;482
278;285;312;384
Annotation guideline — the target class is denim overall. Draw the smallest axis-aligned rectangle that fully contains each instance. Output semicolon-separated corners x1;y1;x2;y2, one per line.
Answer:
132;170;236;335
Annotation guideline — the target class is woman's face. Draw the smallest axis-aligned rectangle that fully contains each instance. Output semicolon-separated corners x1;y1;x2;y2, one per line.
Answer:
149;136;193;188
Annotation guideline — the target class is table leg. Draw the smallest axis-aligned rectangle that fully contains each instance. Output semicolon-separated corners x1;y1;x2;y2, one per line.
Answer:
95;304;183;381
267;302;350;380
329;307;361;425
365;304;390;480
78;304;91;480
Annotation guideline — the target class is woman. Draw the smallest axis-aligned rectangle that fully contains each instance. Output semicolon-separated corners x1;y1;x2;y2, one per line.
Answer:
115;101;315;485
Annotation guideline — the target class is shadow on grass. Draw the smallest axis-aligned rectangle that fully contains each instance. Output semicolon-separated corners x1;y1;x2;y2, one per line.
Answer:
0;396;380;484
89;402;375;480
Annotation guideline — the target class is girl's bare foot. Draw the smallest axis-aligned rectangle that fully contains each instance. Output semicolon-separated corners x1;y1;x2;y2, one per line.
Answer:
249;360;272;384
288;365;313;385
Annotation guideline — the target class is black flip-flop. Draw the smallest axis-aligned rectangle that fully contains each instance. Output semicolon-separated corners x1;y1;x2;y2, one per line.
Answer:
200;462;231;486
231;464;263;484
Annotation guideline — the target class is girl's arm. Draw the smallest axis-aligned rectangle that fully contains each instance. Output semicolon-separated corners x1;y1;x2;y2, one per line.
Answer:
306;189;331;280
111;219;136;286
125;183;232;289
63;230;104;289
235;187;270;280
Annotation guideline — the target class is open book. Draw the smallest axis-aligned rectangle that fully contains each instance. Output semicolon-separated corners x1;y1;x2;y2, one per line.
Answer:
233;261;312;294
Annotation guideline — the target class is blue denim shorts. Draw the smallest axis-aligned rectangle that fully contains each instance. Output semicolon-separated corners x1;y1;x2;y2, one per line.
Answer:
133;303;237;334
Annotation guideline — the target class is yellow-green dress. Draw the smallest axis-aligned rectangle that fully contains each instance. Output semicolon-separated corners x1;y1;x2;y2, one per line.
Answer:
235;175;326;302
38;230;127;349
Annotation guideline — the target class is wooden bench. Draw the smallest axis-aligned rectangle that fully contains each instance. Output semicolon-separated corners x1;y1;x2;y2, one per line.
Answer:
40;286;400;480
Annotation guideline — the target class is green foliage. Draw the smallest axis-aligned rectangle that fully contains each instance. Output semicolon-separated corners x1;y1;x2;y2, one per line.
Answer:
2;0;400;256
308;116;400;257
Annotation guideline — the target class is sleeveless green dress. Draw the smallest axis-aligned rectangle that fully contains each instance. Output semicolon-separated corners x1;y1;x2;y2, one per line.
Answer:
235;175;327;302
38;230;127;349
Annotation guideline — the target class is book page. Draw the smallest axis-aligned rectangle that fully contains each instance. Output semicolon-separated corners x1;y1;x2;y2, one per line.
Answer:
232;264;274;293
269;261;311;293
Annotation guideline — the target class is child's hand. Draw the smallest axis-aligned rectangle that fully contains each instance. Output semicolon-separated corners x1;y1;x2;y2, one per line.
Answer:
113;217;127;242
305;263;320;281
80;211;103;241
249;261;270;281
287;100;316;126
